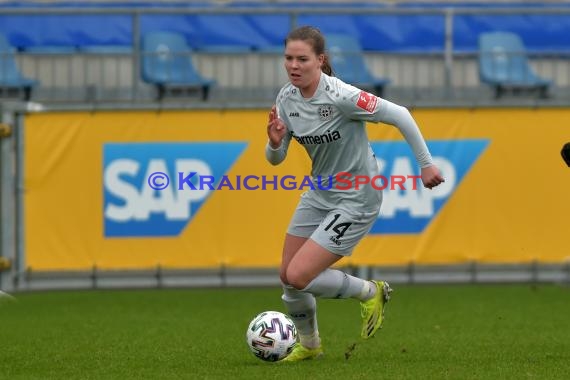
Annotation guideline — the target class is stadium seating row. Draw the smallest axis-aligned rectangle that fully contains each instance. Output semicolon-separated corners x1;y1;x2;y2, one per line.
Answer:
0;31;552;101
2;5;570;54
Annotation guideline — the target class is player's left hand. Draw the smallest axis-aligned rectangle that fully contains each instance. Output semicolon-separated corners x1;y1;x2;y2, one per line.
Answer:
421;165;445;189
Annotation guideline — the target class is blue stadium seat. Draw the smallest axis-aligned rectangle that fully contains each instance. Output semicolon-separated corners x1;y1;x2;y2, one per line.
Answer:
478;31;552;98
0;34;39;100
198;45;252;54
24;46;77;55
255;45;284;54
326;34;390;97
141;31;215;101
79;45;133;55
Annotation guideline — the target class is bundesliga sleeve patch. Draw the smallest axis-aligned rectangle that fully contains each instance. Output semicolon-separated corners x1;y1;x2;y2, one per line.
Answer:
356;91;378;113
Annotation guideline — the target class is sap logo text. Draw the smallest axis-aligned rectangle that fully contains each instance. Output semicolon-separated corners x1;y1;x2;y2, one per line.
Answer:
369;140;488;234
103;142;246;238
289;112;300;117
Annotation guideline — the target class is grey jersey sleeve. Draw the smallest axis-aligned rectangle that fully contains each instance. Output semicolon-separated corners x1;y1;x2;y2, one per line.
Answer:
265;95;293;165
265;132;292;165
337;84;433;168
376;100;433;168
336;83;383;122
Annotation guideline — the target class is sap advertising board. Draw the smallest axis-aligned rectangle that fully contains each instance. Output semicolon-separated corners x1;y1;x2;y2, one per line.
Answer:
103;140;488;238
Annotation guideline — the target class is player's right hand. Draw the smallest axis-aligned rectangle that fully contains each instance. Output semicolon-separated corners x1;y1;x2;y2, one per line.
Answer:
267;105;286;148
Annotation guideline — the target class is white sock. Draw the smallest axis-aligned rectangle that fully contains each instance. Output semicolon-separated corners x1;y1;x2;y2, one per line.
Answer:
281;283;321;349
302;269;377;301
359;280;377;301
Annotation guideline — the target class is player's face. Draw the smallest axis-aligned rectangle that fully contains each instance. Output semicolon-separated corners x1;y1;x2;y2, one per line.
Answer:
284;40;324;95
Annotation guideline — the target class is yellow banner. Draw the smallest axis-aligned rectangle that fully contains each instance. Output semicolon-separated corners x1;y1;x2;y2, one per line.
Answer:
24;109;570;271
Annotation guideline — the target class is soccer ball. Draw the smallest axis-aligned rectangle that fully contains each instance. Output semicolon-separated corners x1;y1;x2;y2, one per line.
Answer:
246;311;297;362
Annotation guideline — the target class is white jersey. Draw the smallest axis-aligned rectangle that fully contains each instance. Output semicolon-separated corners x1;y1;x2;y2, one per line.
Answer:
271;72;432;213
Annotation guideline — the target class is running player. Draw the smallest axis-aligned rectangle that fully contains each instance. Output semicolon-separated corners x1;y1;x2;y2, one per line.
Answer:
266;26;444;361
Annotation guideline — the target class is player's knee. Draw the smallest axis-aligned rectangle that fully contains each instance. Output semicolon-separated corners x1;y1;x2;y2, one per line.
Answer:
279;263;290;285
285;268;311;290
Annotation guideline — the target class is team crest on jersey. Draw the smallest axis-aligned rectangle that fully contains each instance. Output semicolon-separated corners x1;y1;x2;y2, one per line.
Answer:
318;105;333;121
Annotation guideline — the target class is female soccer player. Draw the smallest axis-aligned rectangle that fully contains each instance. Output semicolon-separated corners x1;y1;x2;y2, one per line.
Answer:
265;26;444;361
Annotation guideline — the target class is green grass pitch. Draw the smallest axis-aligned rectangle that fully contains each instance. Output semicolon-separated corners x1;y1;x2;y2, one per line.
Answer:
1;284;569;379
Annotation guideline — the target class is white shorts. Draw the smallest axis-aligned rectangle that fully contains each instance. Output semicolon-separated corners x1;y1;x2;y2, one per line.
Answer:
286;192;380;256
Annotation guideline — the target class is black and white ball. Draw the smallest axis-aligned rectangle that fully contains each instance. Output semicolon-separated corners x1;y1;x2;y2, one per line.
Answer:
246;311;297;362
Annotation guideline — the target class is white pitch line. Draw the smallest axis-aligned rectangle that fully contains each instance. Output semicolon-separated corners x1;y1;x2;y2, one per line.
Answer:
0;290;17;302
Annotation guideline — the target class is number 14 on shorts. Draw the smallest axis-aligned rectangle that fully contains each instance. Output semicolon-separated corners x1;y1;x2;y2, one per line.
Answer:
324;213;352;245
